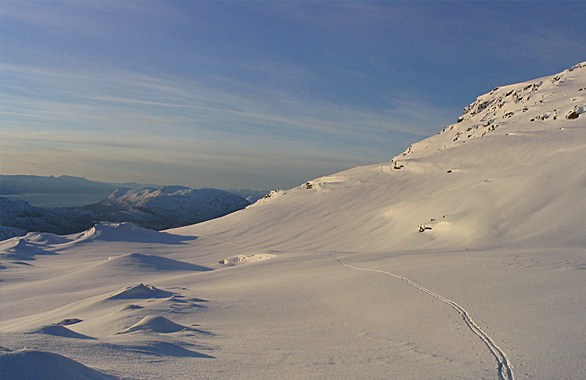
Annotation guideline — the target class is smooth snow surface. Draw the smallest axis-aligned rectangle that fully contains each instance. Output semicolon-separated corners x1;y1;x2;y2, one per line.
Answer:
1;63;586;379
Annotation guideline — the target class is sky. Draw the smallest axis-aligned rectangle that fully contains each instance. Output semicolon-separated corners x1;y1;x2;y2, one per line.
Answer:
1;1;586;190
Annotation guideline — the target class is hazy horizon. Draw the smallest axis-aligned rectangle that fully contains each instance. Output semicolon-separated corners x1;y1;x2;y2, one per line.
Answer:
0;173;269;208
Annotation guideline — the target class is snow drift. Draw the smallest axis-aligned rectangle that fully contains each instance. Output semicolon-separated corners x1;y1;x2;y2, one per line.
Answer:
0;349;117;380
72;222;195;244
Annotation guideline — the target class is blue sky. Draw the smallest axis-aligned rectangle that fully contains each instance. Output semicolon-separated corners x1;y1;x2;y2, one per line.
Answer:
2;1;585;189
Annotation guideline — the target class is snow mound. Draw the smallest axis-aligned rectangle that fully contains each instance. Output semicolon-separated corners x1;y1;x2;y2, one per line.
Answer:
29;324;95;340
122;341;215;358
73;222;193;244
220;253;277;266
23;232;70;245
117;315;192;334
108;284;175;300
0;349;117;380
104;253;211;272
0;238;57;261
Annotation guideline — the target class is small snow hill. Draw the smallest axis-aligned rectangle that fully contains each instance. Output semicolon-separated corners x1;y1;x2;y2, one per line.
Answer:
0;349;117;380
72;222;194;244
175;62;586;252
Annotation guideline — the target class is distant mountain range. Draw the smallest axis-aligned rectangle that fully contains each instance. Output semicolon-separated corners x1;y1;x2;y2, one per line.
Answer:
0;175;142;195
0;198;94;239
0;174;267;203
0;185;252;240
80;186;251;230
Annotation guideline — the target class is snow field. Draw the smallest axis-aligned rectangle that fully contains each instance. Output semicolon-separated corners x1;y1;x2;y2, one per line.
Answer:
2;63;586;379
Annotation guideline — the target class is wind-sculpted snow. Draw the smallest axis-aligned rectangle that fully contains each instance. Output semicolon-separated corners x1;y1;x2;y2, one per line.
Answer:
29;324;96;340
0;238;58;261
72;222;196;244
22;232;71;245
108;284;176;300
0;349;118;380
115;341;215;358
117;315;200;334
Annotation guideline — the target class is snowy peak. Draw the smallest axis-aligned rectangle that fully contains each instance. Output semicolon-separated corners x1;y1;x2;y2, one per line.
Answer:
89;187;250;230
104;185;191;204
0;197;94;237
98;186;248;212
399;62;586;158
463;61;585;122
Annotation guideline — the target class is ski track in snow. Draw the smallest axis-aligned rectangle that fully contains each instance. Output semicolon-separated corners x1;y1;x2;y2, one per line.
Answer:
333;255;515;380
194;233;514;380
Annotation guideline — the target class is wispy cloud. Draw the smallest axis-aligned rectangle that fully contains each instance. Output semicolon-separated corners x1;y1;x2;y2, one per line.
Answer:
10;1;562;188
1;61;451;139
0;0;180;37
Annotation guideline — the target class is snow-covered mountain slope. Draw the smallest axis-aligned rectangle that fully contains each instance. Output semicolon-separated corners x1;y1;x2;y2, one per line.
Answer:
175;62;586;252
1;64;585;380
0;186;250;239
84;186;250;230
0;197;95;236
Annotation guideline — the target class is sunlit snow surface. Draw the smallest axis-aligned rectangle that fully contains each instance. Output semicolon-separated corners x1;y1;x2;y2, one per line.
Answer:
2;63;586;379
